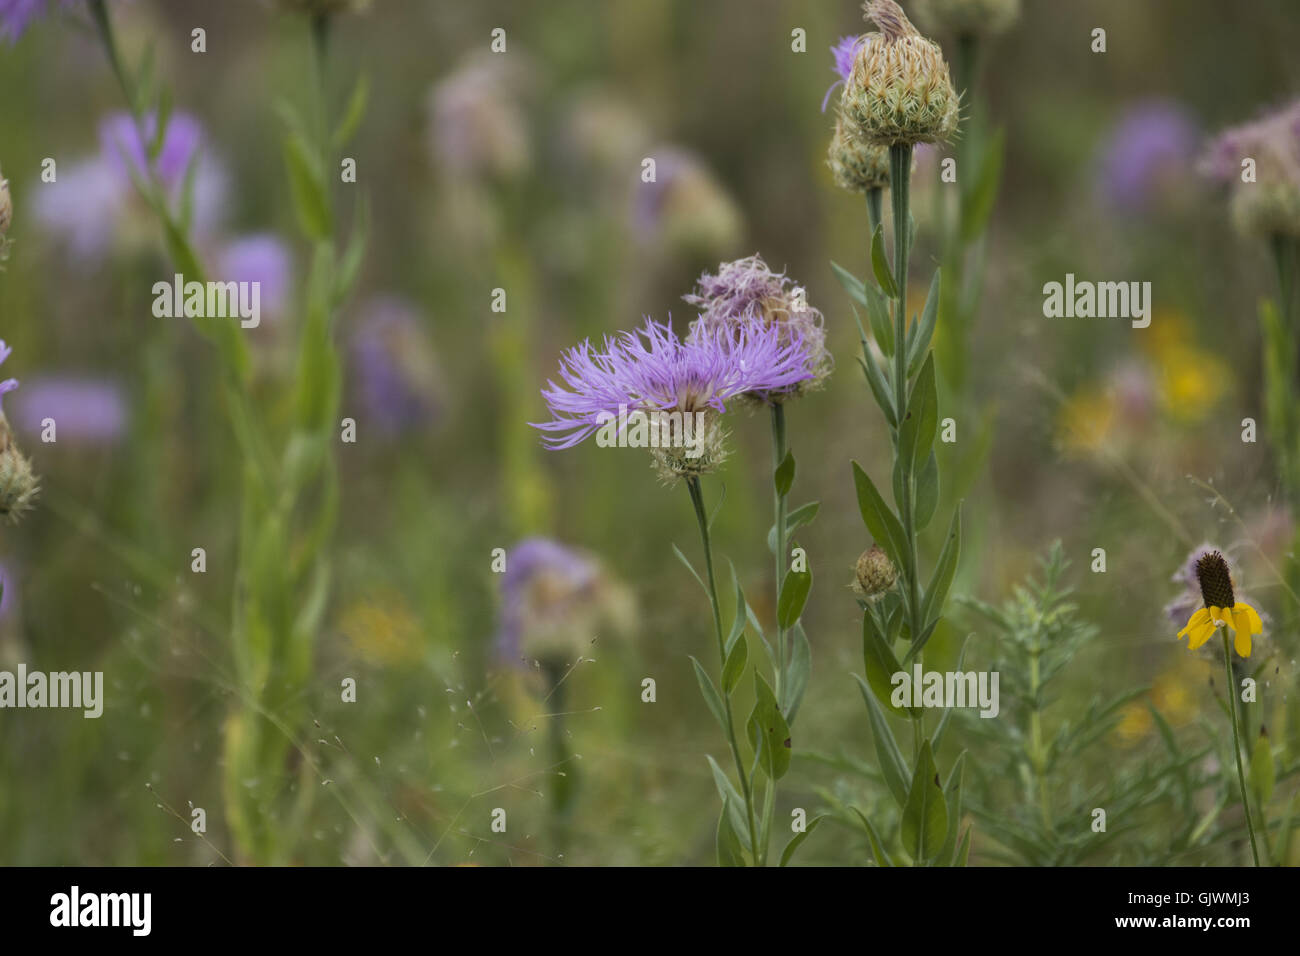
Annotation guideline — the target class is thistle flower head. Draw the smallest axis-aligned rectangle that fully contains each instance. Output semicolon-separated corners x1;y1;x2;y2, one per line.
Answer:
684;255;831;403
350;296;444;438
0;342;39;525
821;34;871;112
828;114;893;193
853;544;897;599
12;376;128;444
911;0;1022;37
0;0;83;44
534;316;812;477
1201;100;1300;239
1176;548;1264;658
841;1;960;146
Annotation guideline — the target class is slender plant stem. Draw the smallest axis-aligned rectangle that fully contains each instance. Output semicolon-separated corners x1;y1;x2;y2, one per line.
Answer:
1028;623;1052;831
889;143;921;635
686;476;760;864
1222;632;1261;866
770;403;789;701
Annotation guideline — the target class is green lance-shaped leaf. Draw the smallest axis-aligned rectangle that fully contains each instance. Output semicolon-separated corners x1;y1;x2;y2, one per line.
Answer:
909;503;962;663
779;814;825;867
856;347;898;428
935;751;966;866
914;450;940;532
777;566;812;631
900;739;948;864
852;807;895;867
906;268;942;377
899;352;939;474
862;281;896;356
862;610;913;718
716;797;748;867
851;462;908;569
705;756;752;851
747;672;792;780
333;73;370;148
871;223;899;298
1251;731;1276;806
854;674;909;805
283;131;332;240
690;656;727;733
767;501;821;554
784;621;812;724
830;260;868;306
722;631;748;695
774;449;796;497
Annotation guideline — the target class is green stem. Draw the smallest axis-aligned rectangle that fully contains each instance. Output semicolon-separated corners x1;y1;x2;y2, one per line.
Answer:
889;143;921;635
1222;632;1262;866
770;403;789;702
686;476;760;864
1028;625;1051;831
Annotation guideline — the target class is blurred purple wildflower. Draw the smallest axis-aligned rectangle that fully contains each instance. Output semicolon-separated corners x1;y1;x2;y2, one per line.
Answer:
493;538;600;663
822;34;868;112
32;111;227;262
1200;99;1300;184
1097;100;1199;211
217;234;292;319
0;0;79;43
12;376;127;444
534;316;811;450
630;145;740;252
427;55;530;180
349;297;444;437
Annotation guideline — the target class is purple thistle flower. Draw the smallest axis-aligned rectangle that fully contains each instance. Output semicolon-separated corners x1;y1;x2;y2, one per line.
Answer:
685;255;830;402
1200;99;1300;184
822;35;868;112
533;316;812;451
493;538;601;664
217;234;292;319
1097;99;1199;211
0;340;18;409
11;376;127;444
349;296;443;438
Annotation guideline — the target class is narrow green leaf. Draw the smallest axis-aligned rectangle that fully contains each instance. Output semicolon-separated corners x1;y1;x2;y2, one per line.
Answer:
705;756;751;851
785;622;812;725
899;353;939;473
722;633;748;695
333;73;370;148
671;544;706;592
748;672;792;780
918;504;962;635
717;797;748;866
900;739;948;863
871;224;899;298
851;462;908;568
854;674;909;805
936;752;966;866
852;808;895;866
862;281;895;355
779;814;824;866
931;633;971;752
774;449;796;497
830;260;868;305
862;611;911;717
1251;731;1276;805
690;656;727;732
914;450;939;532
857;350;898;429
777;568;812;630
961;129;1004;242
955;826;972;866
906;268;942;376
768;500;821;554
283;132;332;239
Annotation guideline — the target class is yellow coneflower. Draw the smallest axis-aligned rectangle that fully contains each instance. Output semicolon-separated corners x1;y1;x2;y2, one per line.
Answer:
1176;550;1262;657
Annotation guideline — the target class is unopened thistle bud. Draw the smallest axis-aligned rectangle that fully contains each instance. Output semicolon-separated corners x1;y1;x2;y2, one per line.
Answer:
853;544;897;599
912;0;1022;37
0;415;39;525
828;115;892;193
843;0;960;146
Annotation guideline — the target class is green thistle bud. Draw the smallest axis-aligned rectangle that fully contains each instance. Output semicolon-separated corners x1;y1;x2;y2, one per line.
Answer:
853;544;897;599
912;0;1022;37
0;415;39;525
828;115;892;193
1195;550;1236;611
843;0;960;146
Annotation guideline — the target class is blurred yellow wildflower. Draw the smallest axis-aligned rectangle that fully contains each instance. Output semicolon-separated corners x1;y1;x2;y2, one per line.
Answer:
1057;386;1117;455
340;595;424;665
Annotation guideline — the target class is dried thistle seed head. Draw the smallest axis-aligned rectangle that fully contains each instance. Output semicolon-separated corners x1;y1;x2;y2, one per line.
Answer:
0;416;39;525
843;1;960;146
912;0;1022;37
853;544;897;598
650;411;728;484
1195;550;1236;610
828;114;893;193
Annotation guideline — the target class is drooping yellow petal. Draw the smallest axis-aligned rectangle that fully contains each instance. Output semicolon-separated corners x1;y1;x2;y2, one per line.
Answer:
1209;606;1230;628
1186;619;1217;650
1236;603;1263;635
1234;627;1252;658
1178;607;1210;638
